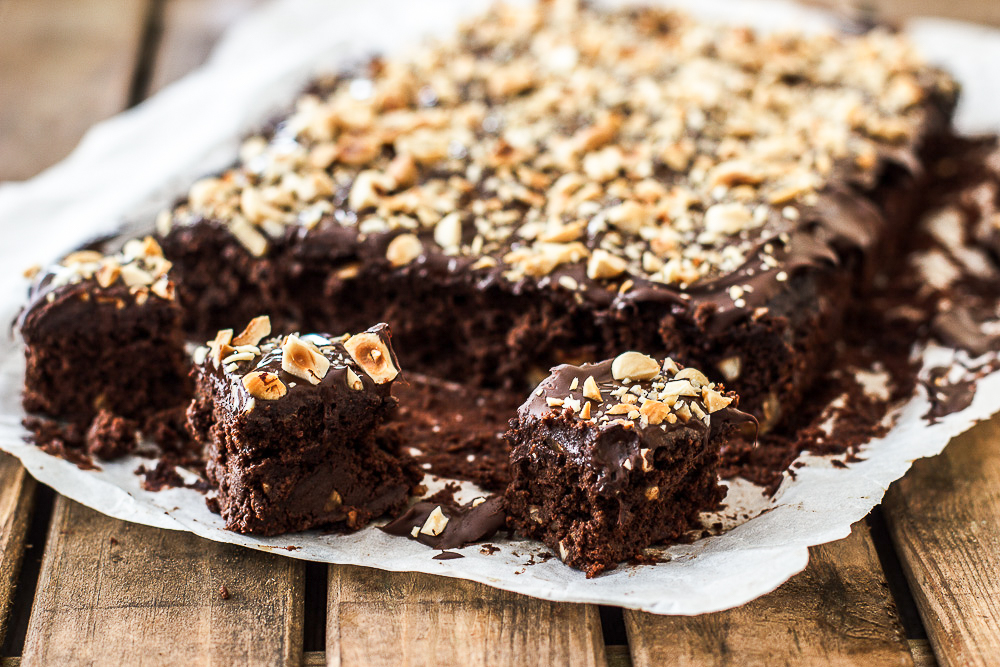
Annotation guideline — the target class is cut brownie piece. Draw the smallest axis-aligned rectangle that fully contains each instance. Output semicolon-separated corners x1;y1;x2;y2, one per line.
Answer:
186;316;420;535
505;351;751;577
19;237;189;423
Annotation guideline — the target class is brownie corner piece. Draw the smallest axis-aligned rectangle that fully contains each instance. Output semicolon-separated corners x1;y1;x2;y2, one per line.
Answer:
188;316;420;535
19;238;189;424
505;351;750;577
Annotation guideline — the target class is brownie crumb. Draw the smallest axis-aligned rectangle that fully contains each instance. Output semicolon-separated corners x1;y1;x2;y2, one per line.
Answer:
218;585;230;600
86;410;139;460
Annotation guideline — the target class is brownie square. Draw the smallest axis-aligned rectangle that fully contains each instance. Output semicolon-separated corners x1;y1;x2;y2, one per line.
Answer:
505;352;749;576
19;237;189;422
186;317;420;535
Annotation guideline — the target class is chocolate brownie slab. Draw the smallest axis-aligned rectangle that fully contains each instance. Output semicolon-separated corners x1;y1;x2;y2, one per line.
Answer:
186;317;420;535
154;3;956;428
19;236;189;423
505;351;751;577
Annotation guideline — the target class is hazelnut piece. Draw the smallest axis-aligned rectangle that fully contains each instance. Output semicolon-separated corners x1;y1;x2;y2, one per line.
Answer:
233;315;272;347
281;334;331;385
242;371;287;400
611;351;660;381
343;332;398;384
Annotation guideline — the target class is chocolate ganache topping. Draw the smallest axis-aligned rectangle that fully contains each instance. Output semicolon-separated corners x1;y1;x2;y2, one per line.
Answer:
194;317;400;414
521;352;754;493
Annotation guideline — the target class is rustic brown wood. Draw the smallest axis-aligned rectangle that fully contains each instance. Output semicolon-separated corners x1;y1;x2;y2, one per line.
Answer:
20;498;304;665
0;0;153;181
623;522;913;667
0;454;36;647
147;0;269;94
327;565;607;667
884;417;1000;667
805;0;1000;26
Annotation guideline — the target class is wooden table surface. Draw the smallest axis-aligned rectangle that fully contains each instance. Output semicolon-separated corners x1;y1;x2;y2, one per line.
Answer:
1;0;1000;665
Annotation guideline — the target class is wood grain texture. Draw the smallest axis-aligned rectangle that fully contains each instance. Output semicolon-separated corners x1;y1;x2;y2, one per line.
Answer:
0;0;152;181
147;0;269;95
624;523;913;667
884;416;1000;667
327;565;607;667
0;454;36;648
20;498;304;666
804;0;1000;26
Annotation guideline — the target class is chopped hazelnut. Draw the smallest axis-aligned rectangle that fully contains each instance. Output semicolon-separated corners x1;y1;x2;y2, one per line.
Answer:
419;506;449;536
343;332;398;384
587;249;628;281
242;371;288;400
233;316;272;347
281;334;331;385
386;233;423;267
583;376;603;402
611;351;660;381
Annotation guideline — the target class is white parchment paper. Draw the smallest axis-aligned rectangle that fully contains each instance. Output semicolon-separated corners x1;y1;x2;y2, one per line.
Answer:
0;0;999;615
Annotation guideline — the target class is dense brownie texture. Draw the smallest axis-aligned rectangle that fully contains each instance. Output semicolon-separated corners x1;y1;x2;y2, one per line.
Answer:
186;318;420;535
505;352;750;576
19;237;189;423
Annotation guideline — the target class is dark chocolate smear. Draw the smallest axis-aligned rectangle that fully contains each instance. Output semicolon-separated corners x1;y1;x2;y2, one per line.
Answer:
382;495;506;550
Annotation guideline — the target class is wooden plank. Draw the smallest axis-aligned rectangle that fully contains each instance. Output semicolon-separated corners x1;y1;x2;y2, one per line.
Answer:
804;0;1000;27
624;522;913;667
0;0;152;181
147;0;269;95
327;565;607;667
884;416;1000;667
0;454;36;648
20;498;304;665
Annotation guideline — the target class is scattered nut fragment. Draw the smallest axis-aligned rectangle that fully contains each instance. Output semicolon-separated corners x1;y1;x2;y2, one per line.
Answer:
611;351;660;381
233;315;272;347
660;379;699;397
579;401;592;419
702;388;733;414
587;249;628;280
324;490;343;512
419;506;449;536
582;376;603;402
62;250;103;266
95;263;121;289
674;367;709;388
639;400;671;426
343;332;398;384
639;448;654;473
645;486;660;501
718;356;742;382
386;233;423;267
346;367;364;391
281;334;331;384
434;212;463;249
242;371;288;400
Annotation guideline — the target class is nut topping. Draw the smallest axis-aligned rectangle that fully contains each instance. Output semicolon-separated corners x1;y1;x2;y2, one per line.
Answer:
582;375;602;402
343;332;399;384
281;334;331;384
233;315;272;347
242;371;288;400
419;506;449;536
611;351;660;381
386;233;423;267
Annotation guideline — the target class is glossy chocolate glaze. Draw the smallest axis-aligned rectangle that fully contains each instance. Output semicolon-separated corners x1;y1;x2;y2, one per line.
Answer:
518;357;754;494
381;495;506;550
198;324;397;416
